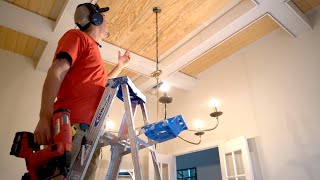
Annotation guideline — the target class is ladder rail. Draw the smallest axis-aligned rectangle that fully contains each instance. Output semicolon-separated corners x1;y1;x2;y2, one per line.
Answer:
105;103;138;180
67;81;118;180
122;84;144;180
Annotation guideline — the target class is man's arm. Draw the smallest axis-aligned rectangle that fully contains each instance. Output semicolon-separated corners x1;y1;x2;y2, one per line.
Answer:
34;59;70;145
107;50;131;79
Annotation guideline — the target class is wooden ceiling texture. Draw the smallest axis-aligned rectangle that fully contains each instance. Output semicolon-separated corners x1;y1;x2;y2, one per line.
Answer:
98;0;237;61
181;15;279;76
4;0;66;20
0;0;319;91
0;25;46;65
292;0;320;13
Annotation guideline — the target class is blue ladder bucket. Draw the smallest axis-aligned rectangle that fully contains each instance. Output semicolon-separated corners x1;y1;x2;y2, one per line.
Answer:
143;115;188;143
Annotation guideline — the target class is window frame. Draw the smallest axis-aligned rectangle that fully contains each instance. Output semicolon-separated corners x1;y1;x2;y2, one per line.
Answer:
177;167;197;180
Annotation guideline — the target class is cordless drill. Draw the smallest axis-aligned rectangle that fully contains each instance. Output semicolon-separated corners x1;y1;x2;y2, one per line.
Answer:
10;109;72;180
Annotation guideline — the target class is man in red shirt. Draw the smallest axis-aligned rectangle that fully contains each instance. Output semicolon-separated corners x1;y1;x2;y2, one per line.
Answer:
33;3;130;179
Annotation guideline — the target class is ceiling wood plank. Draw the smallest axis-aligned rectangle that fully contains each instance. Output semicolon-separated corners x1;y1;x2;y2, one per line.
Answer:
4;28;18;52
49;0;66;20
24;37;39;58
27;0;41;13
14;33;29;55
180;15;279;76
7;0;65;21
292;0;320;13
0;26;8;49
38;0;56;18
13;0;28;8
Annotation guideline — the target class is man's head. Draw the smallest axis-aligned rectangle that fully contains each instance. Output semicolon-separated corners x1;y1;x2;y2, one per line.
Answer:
74;3;110;38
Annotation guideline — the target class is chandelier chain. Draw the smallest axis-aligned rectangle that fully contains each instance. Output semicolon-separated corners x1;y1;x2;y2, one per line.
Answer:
156;10;159;70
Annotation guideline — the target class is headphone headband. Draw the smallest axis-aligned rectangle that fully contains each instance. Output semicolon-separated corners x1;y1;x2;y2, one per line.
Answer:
76;3;109;31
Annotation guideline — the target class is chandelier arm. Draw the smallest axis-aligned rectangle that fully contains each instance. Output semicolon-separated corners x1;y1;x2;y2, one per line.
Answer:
187;117;220;132
164;103;167;120
178;135;201;145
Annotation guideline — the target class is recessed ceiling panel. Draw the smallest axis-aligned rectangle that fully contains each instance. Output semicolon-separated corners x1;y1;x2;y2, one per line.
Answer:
292;0;320;13
180;15;279;77
5;0;66;20
0;25;46;61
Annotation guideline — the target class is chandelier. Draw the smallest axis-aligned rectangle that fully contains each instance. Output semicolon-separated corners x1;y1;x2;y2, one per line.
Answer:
149;7;223;145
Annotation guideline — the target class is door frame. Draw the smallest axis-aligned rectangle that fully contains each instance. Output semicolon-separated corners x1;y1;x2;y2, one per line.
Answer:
149;152;177;180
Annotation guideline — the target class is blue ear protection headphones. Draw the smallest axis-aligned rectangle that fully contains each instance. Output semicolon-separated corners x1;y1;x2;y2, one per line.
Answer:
76;3;109;31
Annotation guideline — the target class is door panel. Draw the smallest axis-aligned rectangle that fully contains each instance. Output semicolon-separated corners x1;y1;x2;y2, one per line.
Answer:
219;136;254;180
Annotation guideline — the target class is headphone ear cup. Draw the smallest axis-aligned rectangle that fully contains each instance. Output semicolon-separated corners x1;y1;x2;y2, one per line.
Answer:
91;12;103;26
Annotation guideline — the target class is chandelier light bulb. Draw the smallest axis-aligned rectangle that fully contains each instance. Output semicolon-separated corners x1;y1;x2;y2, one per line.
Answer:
160;82;170;92
208;99;220;108
105;120;114;131
193;119;204;130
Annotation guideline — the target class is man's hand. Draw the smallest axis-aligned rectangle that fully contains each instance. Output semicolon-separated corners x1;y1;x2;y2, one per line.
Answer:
108;49;132;79
117;49;131;68
34;115;53;145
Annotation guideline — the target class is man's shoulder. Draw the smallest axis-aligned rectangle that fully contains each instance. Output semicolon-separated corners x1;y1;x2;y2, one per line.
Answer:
64;29;85;38
58;29;89;45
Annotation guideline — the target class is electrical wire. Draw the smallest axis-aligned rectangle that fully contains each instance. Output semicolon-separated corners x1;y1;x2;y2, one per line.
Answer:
178;135;202;145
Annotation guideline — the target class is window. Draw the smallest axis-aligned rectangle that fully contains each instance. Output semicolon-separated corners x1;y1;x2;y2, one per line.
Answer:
177;167;197;180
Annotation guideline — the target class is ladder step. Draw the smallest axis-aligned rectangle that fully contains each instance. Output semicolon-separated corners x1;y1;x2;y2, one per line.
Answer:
143;115;188;143
108;76;146;103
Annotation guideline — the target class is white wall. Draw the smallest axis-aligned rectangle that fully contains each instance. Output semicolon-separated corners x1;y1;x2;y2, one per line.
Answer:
0;50;46;179
161;7;320;180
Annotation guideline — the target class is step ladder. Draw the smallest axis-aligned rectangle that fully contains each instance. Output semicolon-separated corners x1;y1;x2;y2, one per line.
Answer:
67;76;187;180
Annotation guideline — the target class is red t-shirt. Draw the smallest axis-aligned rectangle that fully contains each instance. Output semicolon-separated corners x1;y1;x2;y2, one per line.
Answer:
53;29;107;124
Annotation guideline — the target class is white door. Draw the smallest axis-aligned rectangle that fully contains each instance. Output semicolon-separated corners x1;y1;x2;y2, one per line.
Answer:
149;153;177;180
219;136;254;180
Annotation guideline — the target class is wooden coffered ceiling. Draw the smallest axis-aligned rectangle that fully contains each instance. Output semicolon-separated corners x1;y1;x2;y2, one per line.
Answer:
0;0;318;92
180;15;279;76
